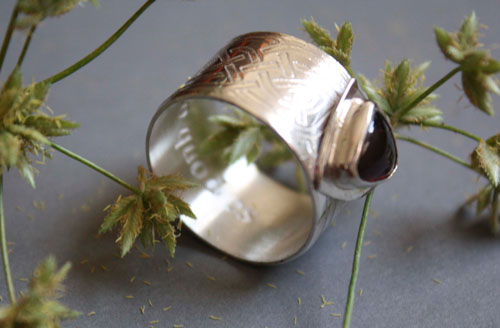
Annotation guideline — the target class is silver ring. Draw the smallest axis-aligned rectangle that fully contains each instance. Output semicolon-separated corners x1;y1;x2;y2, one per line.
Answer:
146;32;398;264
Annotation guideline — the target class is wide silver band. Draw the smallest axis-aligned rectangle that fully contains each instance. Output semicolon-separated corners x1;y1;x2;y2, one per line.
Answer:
146;32;396;264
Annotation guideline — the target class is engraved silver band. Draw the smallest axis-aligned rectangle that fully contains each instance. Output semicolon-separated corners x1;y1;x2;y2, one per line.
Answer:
146;32;397;264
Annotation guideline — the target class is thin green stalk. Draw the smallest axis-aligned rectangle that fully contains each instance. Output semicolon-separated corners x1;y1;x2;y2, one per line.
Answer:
407;121;482;142
395;134;473;170
0;174;16;304
16;24;37;68
41;0;156;85
0;5;19;75
50;142;141;195
343;188;374;328
395;66;461;122
491;188;499;233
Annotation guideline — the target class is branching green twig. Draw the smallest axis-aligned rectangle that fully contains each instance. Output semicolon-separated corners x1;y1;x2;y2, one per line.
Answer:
50;142;140;194
406;121;482;142
41;0;156;85
343;188;374;328
16;24;37;68
0;5;19;75
0;174;16;304
50;141;198;257
395;134;473;170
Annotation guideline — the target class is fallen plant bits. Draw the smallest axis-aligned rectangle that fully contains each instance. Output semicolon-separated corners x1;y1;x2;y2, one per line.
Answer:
0;0;198;326
0;2;498;328
302;11;499;328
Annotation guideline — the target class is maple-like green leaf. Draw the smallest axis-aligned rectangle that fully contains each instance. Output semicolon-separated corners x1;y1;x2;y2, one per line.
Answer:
302;18;354;70
466;135;500;227
118;198;144;257
471;140;500;187
208;114;250;128
145;175;199;192
155;219;177;257
476;184;493;215
434;12;500;115
462;70;498;116
200;109;265;165
198;128;240;157
256;143;294;168
169;194;196;219
0;256;80;328
99;195;135;234
99;166;197;258
228;127;262;164
200;108;301;168
16;0;100;29
201;109;309;195
201;108;314;191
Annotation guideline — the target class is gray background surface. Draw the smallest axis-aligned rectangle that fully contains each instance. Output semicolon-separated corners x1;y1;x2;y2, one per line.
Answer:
1;0;500;327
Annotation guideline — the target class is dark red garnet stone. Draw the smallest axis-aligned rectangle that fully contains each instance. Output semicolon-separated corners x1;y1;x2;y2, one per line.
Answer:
357;111;397;182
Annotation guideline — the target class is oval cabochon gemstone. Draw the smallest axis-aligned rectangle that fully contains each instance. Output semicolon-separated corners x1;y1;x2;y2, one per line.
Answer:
357;111;397;182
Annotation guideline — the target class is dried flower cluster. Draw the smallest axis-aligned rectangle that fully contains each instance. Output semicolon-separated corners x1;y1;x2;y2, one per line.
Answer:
303;12;500;234
99;166;197;257
357;60;442;126
0;68;78;187
0;256;80;328
16;0;99;29
435;12;500;115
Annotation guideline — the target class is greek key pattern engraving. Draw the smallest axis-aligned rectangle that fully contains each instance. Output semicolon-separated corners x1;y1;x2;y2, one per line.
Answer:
175;32;351;173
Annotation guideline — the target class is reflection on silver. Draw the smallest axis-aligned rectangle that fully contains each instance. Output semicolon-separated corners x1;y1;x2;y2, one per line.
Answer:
146;32;397;264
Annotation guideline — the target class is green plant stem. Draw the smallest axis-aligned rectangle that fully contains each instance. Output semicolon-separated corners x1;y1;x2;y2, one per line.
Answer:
395;134;473;170
50;142;141;195
16;24;37;68
407;121;482;142
395;66;461;122
491;188;499;233
343;188;374;328
41;0;156;85
0;5;19;75
0;174;16;304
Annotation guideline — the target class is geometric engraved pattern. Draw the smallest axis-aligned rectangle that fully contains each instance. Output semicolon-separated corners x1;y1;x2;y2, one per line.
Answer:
174;32;352;176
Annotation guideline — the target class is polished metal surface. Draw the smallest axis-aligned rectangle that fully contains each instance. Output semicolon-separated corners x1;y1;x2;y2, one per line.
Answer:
316;80;398;200
146;32;397;264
